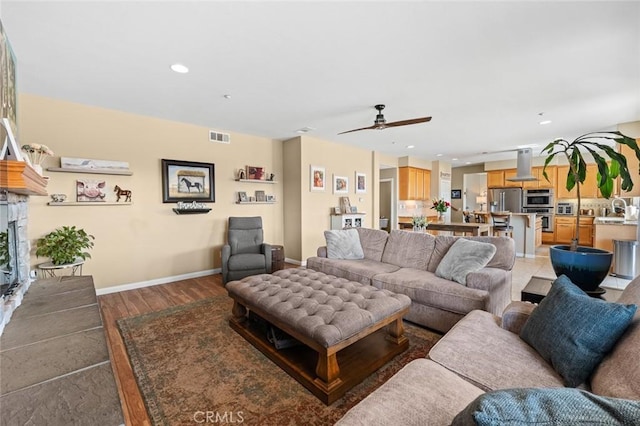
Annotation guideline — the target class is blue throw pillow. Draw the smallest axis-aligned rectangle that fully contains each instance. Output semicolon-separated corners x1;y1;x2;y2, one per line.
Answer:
451;388;640;426
520;275;637;387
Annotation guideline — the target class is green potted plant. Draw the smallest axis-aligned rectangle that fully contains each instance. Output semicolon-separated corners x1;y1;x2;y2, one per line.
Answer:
0;230;10;272
35;226;95;265
542;131;640;291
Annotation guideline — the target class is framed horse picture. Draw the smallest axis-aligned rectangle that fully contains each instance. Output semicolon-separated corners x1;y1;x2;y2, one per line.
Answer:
161;159;215;203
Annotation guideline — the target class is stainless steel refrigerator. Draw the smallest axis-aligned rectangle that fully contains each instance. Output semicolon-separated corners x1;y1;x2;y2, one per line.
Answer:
488;188;523;213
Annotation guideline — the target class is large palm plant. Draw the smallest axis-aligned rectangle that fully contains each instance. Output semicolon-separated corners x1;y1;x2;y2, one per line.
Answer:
542;131;640;251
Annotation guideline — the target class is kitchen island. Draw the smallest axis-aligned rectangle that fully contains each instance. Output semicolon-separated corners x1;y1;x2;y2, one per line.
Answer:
594;218;638;252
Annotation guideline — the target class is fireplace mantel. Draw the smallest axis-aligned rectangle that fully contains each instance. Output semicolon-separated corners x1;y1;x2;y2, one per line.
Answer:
0;160;48;196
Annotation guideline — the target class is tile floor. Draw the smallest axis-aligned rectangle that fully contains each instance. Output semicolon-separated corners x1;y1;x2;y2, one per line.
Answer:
511;245;632;301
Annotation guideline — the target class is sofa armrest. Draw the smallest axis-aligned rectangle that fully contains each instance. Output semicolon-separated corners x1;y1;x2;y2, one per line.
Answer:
261;243;273;273
466;267;508;292
501;301;537;334
221;245;231;284
317;246;328;258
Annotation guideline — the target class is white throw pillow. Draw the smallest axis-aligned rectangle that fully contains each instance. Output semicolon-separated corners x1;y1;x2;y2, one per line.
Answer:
324;229;365;260
435;238;497;285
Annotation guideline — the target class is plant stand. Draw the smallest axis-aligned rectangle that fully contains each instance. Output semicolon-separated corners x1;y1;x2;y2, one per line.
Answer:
37;259;84;278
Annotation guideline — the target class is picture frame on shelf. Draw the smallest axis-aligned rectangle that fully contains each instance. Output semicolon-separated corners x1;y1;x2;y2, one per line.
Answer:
238;191;248;202
350;206;358;213
310;165;325;192
355;172;366;194
246;165;264;180
76;179;107;202
340;196;351;214
333;175;348;194
333;206;341;215
255;190;266;202
266;195;275;202
162;159;215;203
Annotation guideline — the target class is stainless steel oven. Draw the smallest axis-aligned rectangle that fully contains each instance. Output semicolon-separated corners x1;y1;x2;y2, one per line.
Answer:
523;207;554;232
523;189;554;208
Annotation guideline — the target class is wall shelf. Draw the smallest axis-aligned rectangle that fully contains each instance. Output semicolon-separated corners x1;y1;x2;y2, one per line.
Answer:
47;167;133;176
236;201;276;205
173;208;211;215
47;202;132;206
235;179;277;184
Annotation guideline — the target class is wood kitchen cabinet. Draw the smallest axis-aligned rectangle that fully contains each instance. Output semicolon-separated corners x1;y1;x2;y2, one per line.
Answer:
503;169;521;187
556;164;616;199
523;166;557;189
487;170;504;188
399;166;431;200
554;216;594;246
535;217;542;247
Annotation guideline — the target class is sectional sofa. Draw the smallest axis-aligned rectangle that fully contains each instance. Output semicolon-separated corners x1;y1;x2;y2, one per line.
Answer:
337;275;640;425
306;228;516;333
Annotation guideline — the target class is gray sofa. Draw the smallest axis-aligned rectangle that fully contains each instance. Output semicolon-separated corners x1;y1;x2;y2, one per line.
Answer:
337;276;640;425
306;228;515;333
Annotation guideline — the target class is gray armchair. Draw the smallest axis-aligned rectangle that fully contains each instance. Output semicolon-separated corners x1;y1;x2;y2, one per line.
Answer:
221;216;272;284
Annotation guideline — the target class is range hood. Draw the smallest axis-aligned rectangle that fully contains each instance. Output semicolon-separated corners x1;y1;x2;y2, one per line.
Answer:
505;148;538;182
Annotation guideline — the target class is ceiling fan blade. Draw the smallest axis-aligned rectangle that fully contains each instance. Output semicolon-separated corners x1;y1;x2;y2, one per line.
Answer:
384;117;432;128
337;124;378;135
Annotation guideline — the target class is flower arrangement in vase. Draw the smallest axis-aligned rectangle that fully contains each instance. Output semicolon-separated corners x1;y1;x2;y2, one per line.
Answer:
21;143;54;175
431;198;450;220
411;215;427;231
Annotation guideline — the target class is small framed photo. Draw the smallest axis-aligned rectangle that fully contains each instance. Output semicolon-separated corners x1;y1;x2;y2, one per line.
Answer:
350;206;358;213
451;189;462;199
310;165;325;192
355;172;366;194
255;190;266;202
246;165;264;180
333;175;348;194
266;195;276;202
238;191;248;202
333;206;341;215
340;196;351;214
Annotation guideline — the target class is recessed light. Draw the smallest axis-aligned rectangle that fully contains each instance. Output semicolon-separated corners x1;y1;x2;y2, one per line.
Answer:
223;94;232;99
465;161;471;165
295;127;315;134
170;63;189;73
407;145;415;149
539;120;552;125
436;153;443;157
452;158;458;161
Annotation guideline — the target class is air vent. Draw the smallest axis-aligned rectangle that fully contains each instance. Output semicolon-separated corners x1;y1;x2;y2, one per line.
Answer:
209;130;230;144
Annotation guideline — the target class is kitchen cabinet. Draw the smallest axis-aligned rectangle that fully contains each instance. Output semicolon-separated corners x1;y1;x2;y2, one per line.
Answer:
399;166;431;200
523;166;557;189
535;217;542;247
556;164;616;199
541;231;555;244
594;223;638;252
487;170;504;188
554;216;594;246
503;169;521;187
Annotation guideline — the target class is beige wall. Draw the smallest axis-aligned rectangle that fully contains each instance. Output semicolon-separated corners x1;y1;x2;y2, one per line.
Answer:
20;94;284;290
283;137;302;261
619;121;640;138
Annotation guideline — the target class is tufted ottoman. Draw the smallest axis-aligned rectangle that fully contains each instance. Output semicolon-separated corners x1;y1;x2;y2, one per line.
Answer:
226;268;411;404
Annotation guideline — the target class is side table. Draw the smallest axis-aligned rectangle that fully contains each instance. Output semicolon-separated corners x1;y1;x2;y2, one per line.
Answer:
37;259;85;278
521;276;622;303
271;245;285;272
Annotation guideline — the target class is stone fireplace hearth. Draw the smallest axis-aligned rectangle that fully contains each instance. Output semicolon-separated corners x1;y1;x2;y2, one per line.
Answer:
1;190;33;336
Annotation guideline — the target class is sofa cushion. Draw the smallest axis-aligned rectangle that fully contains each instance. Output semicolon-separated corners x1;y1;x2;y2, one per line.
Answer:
452;388;640;426
372;268;489;314
324;229;364;260
427;236;514;273
335;359;484;426
435;238;497;285
520;275;637;388
380;230;436;270
305;258;400;286
355;227;388;262
591;276;640;400
429;310;565;391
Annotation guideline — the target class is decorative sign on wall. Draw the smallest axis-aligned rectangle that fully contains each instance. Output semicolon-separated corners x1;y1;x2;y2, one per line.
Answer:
76;179;107;202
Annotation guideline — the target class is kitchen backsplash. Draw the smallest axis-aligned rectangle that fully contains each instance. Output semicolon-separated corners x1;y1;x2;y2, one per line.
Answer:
398;200;435;217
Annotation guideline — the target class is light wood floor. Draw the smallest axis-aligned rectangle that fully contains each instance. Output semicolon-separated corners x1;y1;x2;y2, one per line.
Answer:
99;274;227;426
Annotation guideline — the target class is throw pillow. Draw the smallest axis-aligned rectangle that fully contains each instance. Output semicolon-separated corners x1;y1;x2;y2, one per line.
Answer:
451;388;640;426
324;229;364;260
520;275;637;387
435;238;496;285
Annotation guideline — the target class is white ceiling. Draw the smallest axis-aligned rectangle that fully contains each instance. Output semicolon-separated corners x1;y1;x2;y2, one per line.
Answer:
2;1;639;166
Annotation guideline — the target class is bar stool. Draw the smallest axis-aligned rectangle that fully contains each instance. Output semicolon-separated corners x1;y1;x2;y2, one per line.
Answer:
491;212;513;237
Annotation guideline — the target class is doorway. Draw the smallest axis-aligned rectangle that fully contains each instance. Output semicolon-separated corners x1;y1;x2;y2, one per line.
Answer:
379;178;394;231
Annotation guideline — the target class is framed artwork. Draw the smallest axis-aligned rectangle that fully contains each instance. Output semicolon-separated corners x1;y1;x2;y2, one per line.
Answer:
333;206;341;215
451;189;462;199
310;165;325;192
355;172;366;194
340;196;351;214
246;165;264;180
162;159;215;203
76;179;106;202
333;175;348;194
255;190;266;202
350;206;358;213
238;191;248;202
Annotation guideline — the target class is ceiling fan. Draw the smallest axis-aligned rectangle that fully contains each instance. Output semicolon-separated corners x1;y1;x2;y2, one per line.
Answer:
338;104;432;135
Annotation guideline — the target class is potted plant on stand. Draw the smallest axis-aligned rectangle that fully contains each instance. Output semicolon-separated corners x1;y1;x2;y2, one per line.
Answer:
36;226;95;266
542;131;640;293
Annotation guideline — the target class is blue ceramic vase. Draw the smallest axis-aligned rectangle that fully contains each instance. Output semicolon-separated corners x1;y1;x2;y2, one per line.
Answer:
549;245;613;292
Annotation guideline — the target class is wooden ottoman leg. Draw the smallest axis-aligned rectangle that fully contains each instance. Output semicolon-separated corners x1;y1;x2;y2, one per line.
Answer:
386;317;408;345
314;349;342;394
231;300;247;323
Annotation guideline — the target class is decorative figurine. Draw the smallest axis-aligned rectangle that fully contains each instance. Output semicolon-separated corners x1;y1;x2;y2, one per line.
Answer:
268;173;275;181
114;185;132;202
238;168;246;180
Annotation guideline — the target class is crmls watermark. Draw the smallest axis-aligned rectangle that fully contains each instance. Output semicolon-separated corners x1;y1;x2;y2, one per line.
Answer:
193;411;244;424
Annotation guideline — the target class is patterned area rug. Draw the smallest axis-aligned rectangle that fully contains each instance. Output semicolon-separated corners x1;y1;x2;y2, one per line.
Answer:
118;295;441;426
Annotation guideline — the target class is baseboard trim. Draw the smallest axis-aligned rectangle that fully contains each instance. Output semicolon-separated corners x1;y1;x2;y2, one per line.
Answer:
95;268;221;295
285;258;305;266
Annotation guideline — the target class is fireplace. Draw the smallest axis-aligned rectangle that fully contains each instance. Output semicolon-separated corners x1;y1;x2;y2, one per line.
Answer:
0;190;33;335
